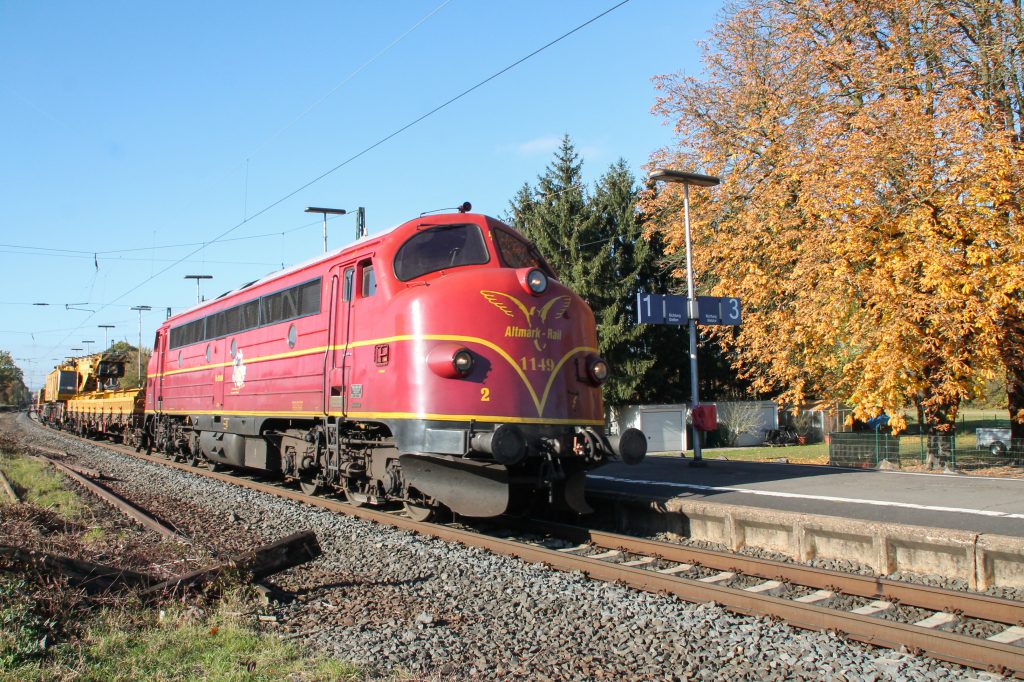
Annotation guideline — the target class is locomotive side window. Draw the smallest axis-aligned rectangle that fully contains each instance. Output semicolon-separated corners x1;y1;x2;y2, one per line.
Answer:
343;268;355;302
393;224;489;281
168;278;320;348
169;317;205;349
220;300;259;336
261;278;321;325
492;228;555;277
206;312;225;340
361;262;376;297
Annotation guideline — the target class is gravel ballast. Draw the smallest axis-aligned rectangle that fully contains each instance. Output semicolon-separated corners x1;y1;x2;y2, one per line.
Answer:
12;415;1004;681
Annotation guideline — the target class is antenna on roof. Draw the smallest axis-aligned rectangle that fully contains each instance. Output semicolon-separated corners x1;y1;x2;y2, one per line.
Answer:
420;201;472;217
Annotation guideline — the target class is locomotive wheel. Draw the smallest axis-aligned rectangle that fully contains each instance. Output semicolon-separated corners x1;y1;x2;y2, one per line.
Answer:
403;501;436;523
299;478;321;496
208;460;226;473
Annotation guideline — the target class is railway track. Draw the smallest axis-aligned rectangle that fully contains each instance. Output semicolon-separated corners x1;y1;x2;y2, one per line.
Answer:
22;419;1024;678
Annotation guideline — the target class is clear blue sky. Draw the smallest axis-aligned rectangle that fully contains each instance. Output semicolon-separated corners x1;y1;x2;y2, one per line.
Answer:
0;0;721;390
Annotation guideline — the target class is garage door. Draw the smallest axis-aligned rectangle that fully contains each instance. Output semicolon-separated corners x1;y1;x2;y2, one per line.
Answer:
641;410;685;452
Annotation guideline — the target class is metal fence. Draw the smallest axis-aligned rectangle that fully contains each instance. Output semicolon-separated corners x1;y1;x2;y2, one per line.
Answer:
827;431;1024;471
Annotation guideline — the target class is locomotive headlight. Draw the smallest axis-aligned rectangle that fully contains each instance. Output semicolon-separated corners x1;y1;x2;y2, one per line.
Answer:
526;268;548;294
427;343;475;378
587;356;609;385
452;349;474;376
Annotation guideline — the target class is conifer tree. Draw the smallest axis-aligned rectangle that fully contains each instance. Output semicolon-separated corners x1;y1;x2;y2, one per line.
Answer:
507;135;597;298
507;138;689;407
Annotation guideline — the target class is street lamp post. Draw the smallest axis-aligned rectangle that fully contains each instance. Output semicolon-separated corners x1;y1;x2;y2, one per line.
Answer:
81;340;94;355
130;306;152;386
305;207;348;253
98;325;115;349
648;169;721;466
184;275;213;304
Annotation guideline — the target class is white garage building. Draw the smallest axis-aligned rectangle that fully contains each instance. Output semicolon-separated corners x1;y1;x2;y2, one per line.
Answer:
614;401;779;453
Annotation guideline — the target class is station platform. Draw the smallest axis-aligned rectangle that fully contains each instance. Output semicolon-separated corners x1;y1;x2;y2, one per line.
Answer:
584;456;1024;589
587;456;1024;537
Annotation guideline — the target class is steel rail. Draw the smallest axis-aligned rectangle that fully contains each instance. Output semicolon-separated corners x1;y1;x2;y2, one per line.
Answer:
522;519;1024;627
31;452;188;543
0;468;19;503
33;426;1024;678
31;445;106;479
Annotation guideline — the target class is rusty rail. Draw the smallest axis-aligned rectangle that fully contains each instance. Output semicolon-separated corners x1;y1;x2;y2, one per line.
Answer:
32;453;187;543
522;519;1024;626
0;468;19;503
30;445;106;478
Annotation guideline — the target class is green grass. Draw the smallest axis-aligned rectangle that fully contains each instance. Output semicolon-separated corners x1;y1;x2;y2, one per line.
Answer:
0;589;363;682
705;442;829;464
686;407;1018;467
0;577;54;671
650;442;830;464
0;453;85;518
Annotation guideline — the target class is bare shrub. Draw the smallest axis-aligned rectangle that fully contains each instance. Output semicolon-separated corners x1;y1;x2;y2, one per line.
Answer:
716;402;765;447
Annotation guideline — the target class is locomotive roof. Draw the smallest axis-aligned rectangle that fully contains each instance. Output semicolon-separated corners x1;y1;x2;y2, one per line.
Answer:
166;212;492;323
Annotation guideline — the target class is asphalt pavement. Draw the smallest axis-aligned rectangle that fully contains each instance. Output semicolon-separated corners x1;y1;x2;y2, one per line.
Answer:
587;456;1024;537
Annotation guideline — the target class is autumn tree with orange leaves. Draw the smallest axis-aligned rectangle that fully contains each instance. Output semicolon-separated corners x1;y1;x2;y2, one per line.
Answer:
643;0;1024;447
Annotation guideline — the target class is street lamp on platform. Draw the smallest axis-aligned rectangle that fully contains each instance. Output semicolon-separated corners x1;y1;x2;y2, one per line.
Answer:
648;169;721;466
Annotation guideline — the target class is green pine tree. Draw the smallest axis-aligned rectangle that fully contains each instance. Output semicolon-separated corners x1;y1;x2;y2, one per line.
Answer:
507;138;689;408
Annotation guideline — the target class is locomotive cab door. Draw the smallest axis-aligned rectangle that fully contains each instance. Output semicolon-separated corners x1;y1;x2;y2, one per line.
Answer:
326;264;356;416
154;330;166;411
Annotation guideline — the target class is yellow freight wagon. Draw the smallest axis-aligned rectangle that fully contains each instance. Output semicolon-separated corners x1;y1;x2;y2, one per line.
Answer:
40;351;145;445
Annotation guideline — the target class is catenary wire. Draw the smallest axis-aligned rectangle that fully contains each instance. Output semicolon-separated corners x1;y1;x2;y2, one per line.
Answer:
40;0;632;360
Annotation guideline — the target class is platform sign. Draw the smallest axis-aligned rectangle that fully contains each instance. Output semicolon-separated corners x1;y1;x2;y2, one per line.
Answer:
720;297;742;325
636;293;665;324
637;293;688;325
664;295;687;325
638;293;742;326
697;297;742;326
697;296;722;325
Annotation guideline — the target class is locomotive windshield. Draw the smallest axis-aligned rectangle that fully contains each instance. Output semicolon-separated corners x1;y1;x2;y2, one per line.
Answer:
492;228;555;276
393;224;489;281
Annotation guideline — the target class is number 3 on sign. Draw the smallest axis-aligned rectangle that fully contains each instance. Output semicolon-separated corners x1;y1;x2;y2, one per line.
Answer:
724;297;742;324
480;387;491;402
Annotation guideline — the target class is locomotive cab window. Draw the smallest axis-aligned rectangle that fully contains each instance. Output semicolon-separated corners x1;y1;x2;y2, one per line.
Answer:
393;224;489;281
361;262;376;297
493;228;555;277
343;268;355;302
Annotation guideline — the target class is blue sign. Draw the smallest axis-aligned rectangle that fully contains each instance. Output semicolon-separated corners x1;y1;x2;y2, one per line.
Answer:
637;293;742;327
637;293;688;325
697;296;722;325
636;292;665;324
719;297;742;326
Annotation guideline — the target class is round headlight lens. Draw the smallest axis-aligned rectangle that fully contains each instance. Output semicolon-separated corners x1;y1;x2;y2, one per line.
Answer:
588;357;609;384
452;349;474;376
526;268;548;294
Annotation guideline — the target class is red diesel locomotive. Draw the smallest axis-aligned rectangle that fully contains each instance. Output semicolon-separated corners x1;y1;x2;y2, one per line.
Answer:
144;210;646;518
